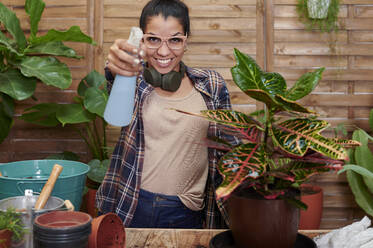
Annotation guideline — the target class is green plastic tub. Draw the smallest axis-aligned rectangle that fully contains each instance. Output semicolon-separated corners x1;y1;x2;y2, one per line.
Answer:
0;160;90;210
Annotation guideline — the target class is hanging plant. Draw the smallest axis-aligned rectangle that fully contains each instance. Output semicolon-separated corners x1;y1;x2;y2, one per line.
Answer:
296;0;340;33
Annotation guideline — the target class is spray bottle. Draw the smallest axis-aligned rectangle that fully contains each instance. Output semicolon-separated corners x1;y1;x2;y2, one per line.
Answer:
104;27;143;126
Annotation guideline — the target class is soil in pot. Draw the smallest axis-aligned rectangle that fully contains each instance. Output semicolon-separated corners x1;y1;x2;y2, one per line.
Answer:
227;189;299;248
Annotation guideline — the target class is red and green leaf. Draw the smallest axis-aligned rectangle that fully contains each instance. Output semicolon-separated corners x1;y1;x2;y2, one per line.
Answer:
216;143;266;199
272;118;348;160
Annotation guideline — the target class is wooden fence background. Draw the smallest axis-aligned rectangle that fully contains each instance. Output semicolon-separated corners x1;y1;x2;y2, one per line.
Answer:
2;0;373;229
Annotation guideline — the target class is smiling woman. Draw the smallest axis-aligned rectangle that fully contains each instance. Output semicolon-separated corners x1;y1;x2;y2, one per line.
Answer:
96;0;238;229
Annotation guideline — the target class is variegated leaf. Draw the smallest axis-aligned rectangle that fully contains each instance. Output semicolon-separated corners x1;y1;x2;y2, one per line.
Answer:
272;118;348;160
288;161;331;183
260;72;286;97
215;143;265;199
200;109;259;129
275;94;314;114
331;138;361;148
244;89;284;110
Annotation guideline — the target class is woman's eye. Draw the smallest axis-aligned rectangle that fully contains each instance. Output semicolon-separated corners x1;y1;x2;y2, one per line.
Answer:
169;37;182;44
147;37;161;44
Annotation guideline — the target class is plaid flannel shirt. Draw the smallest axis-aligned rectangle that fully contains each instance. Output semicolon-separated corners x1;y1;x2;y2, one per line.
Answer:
96;65;236;228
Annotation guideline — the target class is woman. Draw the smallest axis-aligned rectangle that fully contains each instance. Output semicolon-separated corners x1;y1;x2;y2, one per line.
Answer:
96;0;237;229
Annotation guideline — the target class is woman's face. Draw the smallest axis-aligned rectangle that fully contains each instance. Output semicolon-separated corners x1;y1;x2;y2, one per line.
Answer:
142;15;186;74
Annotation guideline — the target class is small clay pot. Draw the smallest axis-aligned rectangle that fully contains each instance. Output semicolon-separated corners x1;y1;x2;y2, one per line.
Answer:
299;184;323;230
0;229;13;248
89;213;125;248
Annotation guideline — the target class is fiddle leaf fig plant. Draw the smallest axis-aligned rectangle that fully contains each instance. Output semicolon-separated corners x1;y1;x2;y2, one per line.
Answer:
20;70;110;187
0;0;95;143
177;48;359;208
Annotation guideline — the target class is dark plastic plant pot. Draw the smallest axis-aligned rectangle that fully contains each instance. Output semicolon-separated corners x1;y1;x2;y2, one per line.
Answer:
0;229;12;248
227;191;299;248
33;211;92;248
88;213;125;248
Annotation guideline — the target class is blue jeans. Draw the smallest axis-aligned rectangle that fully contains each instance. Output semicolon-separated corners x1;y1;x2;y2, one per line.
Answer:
129;189;203;228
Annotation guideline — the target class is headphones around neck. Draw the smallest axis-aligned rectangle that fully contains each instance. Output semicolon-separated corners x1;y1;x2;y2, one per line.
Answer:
143;61;186;92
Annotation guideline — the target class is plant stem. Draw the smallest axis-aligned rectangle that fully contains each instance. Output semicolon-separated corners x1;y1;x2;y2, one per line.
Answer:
85;123;101;160
74;126;98;159
92;118;104;159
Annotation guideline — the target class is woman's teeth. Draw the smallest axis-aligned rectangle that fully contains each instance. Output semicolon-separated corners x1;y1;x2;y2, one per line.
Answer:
157;59;171;64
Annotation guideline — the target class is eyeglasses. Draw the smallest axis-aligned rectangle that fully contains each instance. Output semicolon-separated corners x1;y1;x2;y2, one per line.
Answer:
142;34;187;50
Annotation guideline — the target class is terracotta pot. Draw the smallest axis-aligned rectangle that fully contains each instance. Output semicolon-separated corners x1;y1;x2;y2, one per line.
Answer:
0;229;12;248
299;184;323;230
88;213;125;248
84;189;98;218
227;191;299;248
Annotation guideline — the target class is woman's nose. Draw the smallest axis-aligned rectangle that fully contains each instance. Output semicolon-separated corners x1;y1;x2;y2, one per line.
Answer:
157;41;172;56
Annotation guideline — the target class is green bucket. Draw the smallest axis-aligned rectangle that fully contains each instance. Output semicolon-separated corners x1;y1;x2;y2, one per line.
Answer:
0;160;90;210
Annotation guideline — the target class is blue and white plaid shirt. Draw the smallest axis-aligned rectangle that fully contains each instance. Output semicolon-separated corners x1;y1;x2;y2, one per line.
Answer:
96;65;236;228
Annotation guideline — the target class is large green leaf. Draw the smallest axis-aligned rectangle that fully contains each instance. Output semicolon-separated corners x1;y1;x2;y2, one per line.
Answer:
87;159;110;183
271;118;348;160
216;143;265;199
0;93;14;143
0;2;27;49
56;103;95;125
25;0;45;38
30;26;95;45
284;68;325;101
352;129;373;194
231;48;263;91
84;87;108;117
0;69;36;100
346;170;373;217
0;32;22;56
20;103;60;127
18;56;71;89
25;41;82;58
78;70;107;97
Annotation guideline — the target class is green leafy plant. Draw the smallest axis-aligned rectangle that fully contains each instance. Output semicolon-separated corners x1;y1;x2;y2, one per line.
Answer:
0;208;26;242
177;48;358;208
20;70;110;187
296;0;340;33
338;109;373;216
0;0;95;143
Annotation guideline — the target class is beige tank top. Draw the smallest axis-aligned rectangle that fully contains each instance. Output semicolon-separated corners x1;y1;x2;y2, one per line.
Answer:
141;87;209;211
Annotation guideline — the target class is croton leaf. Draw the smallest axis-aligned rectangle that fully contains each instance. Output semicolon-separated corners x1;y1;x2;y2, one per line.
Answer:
274;94;314;114
231;48;263;91
20;103;60;127
25;0;45;38
244;89;283;110
284;68;325;101
0;69;37;100
0;2;27;49
30;26;95;45
84;87;108;117
200;109;259;129
19;56;72;89
25;41;81;59
56;103;95;126
260;72;286;97
271;118;348;160
215;143;265;199
289;161;331;184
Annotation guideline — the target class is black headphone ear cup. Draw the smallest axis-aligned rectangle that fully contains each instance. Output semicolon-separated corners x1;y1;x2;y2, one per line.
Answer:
143;67;162;87
162;72;182;92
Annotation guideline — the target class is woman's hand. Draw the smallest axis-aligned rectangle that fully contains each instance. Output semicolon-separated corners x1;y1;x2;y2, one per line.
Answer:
106;38;145;77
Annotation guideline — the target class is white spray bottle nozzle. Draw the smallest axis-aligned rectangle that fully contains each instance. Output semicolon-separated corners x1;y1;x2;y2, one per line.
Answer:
127;27;143;48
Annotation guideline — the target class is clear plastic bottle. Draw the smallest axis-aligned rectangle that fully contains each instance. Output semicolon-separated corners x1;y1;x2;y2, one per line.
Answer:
104;27;143;126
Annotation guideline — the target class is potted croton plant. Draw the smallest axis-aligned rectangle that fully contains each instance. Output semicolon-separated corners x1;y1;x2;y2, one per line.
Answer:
178;48;359;248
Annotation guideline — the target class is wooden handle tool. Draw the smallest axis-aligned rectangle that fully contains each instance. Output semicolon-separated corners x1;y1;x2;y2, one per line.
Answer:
34;164;63;210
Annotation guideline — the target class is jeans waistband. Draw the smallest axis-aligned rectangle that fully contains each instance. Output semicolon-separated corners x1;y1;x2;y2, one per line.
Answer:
139;188;183;207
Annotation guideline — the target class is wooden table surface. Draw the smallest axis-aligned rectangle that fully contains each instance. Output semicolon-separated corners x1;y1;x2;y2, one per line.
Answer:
124;228;330;248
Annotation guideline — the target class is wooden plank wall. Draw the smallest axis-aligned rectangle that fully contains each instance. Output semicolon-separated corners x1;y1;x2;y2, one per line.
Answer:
0;0;94;162
272;0;373;229
2;0;373;229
